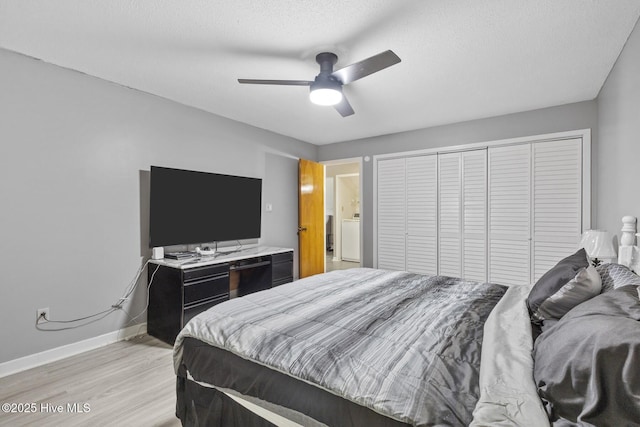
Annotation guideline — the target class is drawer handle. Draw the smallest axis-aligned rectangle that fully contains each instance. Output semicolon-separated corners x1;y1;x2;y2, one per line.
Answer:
184;273;229;286
185;294;229;309
230;260;271;271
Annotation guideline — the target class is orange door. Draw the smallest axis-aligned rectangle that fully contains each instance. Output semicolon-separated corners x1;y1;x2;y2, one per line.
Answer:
298;159;325;278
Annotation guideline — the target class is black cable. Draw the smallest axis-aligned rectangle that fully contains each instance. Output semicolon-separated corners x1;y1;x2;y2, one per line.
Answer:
35;309;117;331
35;259;153;330
40;307;116;323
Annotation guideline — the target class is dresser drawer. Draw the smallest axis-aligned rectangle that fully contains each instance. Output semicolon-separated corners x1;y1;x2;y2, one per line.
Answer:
272;277;293;287
272;260;293;282
183;294;229;326
182;263;229;283
272;251;293;264
184;275;229;306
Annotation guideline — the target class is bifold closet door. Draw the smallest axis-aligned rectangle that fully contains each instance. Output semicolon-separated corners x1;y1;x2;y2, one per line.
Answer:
377;156;438;274
377;158;406;271
377;137;584;283
406;155;437;275
532;139;583;281
462;150;487;282
438;153;462;277
438;150;487;281
488;144;531;286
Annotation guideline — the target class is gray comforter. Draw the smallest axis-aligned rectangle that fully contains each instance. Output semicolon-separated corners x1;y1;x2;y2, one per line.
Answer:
533;285;640;425
174;268;506;426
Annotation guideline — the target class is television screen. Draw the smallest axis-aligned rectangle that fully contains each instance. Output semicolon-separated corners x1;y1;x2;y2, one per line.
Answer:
149;166;262;247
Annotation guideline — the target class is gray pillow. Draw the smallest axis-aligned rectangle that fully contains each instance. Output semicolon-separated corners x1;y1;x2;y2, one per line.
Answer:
533;285;640;425
596;263;640;292
527;248;601;323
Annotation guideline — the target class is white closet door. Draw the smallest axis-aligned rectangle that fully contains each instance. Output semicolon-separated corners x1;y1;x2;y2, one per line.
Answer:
488;144;531;286
406;155;438;275
377;158;406;270
462;150;487;282
438;153;461;277
376;135;587;281
532;139;582;281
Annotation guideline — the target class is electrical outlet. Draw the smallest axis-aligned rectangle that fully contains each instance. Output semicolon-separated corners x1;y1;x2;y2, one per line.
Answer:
36;308;50;324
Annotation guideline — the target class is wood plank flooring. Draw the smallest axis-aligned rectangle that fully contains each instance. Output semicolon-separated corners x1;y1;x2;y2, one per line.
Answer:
325;252;360;272
0;335;180;427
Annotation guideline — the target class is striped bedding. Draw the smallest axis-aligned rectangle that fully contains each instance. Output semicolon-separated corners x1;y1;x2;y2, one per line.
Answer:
173;268;507;426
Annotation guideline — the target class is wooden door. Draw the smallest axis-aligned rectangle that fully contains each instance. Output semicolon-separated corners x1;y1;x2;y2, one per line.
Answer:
299;159;325;278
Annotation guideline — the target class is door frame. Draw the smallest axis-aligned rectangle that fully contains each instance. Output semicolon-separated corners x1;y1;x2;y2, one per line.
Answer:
335;173;361;264
322;157;364;268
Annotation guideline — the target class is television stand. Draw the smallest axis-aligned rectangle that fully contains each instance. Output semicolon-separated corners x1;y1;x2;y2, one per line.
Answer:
147;246;293;345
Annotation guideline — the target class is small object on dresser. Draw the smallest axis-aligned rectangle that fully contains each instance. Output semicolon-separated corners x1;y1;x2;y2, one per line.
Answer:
165;251;197;260
151;247;164;260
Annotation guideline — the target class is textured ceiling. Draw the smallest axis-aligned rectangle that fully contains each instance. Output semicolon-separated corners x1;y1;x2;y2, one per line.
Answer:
1;0;639;145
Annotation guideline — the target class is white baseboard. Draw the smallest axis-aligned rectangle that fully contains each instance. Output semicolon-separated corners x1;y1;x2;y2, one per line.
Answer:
0;322;147;378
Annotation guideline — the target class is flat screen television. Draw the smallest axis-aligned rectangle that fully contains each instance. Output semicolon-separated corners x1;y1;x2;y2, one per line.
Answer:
149;166;262;247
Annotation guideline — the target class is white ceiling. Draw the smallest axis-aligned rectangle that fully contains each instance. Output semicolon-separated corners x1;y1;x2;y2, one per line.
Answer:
1;1;639;145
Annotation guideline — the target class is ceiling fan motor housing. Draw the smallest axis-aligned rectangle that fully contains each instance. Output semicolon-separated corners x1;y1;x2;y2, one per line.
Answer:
311;73;342;91
316;52;339;75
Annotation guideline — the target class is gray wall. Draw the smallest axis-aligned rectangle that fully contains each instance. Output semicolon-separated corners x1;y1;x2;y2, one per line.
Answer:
0;49;316;364
597;19;640;242
318;101;599;267
4;16;638;365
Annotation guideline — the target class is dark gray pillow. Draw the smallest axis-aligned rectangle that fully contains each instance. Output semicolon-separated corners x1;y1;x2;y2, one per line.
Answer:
527;248;601;323
533;286;640;425
596;263;640;292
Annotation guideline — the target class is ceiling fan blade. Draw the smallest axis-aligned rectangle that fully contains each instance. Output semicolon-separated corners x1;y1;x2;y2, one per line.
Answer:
334;94;355;117
238;79;312;86
332;50;401;85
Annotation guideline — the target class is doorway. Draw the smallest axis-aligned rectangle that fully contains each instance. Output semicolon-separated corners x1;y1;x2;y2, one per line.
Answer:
323;159;362;272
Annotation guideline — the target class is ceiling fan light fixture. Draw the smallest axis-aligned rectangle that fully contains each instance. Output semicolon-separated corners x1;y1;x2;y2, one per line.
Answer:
309;75;343;106
309;87;342;106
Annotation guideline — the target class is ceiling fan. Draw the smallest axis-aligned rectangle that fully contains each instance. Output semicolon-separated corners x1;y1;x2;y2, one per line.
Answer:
238;50;401;117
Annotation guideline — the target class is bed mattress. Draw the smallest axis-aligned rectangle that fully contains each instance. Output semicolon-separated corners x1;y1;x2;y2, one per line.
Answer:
174;268;515;426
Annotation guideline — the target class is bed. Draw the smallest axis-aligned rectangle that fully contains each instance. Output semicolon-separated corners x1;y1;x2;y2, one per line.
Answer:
173;255;640;426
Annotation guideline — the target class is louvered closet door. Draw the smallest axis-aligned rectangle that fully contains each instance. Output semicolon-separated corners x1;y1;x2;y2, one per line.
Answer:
438;153;462;277
462;150;487;282
532;139;582;281
377;158;406;271
406;155;438;275
488;144;531;286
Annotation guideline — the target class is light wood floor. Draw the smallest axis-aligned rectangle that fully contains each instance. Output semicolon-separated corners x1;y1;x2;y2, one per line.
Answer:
325;252;359;272
0;335;180;427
